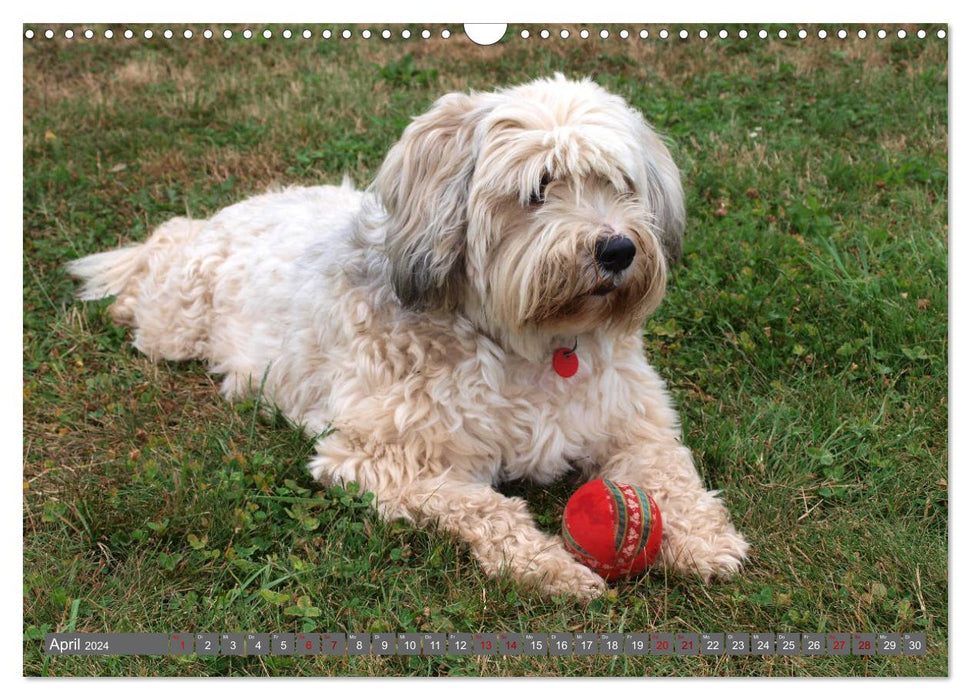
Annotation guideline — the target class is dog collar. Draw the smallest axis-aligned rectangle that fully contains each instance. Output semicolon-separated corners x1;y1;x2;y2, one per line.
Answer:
552;338;579;378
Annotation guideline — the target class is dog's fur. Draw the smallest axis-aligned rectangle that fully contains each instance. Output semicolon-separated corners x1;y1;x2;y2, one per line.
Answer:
69;75;748;599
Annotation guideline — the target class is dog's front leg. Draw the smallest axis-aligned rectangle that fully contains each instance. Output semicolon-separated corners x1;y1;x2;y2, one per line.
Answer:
596;426;750;581
404;478;607;600
309;436;605;599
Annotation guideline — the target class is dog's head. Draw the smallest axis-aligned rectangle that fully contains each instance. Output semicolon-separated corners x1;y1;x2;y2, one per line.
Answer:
373;75;685;358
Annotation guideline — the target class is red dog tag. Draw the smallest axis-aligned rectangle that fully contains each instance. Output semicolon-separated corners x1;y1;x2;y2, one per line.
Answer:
552;347;579;377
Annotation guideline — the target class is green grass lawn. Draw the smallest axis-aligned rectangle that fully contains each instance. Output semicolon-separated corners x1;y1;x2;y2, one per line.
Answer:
22;24;948;677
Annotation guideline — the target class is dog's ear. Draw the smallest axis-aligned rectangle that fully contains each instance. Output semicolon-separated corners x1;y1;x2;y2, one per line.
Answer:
374;92;487;310
635;119;686;268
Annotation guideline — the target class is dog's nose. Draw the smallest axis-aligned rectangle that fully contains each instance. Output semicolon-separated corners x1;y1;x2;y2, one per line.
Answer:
595;235;636;273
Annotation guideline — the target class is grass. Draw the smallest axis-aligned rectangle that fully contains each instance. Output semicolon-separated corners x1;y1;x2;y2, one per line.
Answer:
22;23;948;677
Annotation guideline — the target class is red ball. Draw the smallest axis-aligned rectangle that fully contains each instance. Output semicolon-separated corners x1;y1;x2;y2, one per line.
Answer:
562;478;663;581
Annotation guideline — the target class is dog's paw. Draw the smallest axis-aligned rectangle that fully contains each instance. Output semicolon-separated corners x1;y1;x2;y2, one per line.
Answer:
521;542;607;601
663;525;750;581
540;560;607;601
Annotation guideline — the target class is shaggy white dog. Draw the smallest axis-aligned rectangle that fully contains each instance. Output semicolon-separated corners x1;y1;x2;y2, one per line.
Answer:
69;75;749;599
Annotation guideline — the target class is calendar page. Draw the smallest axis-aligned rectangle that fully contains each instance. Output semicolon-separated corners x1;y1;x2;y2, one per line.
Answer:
22;8;948;680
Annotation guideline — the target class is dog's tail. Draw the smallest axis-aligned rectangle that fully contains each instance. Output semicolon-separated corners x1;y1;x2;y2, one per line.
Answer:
67;244;145;302
67;217;215;360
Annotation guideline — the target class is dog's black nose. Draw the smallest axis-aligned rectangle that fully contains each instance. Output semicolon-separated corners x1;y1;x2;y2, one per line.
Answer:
595;235;636;273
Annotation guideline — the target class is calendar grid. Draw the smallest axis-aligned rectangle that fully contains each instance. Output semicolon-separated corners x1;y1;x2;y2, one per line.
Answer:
43;632;926;657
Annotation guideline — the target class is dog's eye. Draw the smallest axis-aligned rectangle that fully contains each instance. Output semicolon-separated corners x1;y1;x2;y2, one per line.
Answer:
530;174;552;205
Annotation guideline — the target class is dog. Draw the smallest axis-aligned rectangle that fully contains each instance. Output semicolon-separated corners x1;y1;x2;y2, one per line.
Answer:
68;75;749;599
